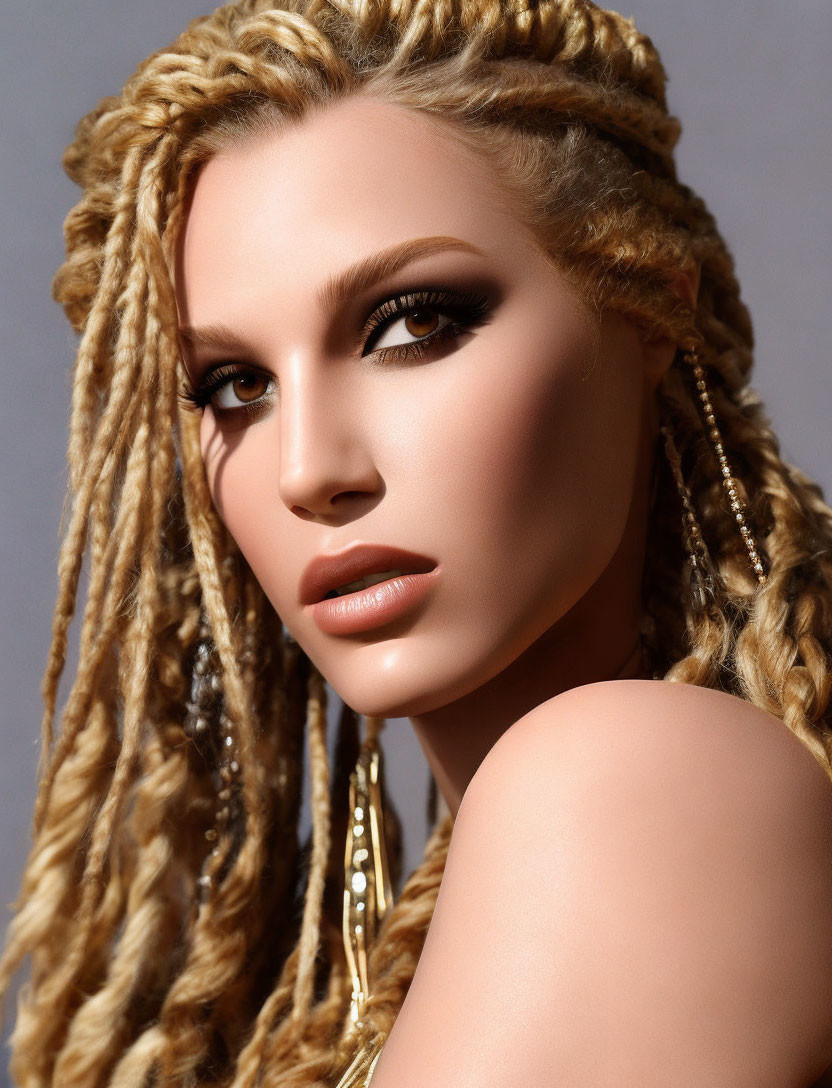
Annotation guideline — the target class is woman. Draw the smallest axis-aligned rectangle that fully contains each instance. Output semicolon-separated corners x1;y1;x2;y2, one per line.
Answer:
2;0;832;1084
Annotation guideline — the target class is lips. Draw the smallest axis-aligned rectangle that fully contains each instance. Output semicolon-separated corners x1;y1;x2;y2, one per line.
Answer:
299;543;437;606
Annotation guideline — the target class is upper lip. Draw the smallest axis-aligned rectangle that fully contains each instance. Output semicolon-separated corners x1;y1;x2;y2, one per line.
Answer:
299;543;437;605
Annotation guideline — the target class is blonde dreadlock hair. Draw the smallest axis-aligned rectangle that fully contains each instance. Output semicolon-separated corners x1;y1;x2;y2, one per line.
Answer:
2;0;831;1084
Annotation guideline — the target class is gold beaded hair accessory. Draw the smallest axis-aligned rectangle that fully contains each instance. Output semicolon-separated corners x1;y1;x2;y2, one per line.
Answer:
683;345;767;586
333;715;394;1088
342;715;394;1031
183;618;242;903
334;1034;386;1088
661;344;767;613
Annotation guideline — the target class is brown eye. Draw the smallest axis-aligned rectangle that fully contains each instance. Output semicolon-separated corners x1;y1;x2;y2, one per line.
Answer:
213;369;273;411
232;374;268;402
403;310;440;338
360;287;493;361
370;307;449;354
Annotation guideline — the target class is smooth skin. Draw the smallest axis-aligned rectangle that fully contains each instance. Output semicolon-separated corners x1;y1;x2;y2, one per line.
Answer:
374;682;832;1087
175;94;832;1084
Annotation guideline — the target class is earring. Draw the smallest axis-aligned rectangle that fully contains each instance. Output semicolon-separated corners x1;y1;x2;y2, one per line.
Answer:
683;346;767;585
342;716;394;1031
660;418;719;615
184;616;241;902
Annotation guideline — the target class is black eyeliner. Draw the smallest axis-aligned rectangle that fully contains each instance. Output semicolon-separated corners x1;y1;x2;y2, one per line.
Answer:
179;362;263;411
179;285;493;414
360;286;492;355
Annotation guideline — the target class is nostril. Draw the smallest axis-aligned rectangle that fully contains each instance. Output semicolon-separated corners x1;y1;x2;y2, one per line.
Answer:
281;467;384;519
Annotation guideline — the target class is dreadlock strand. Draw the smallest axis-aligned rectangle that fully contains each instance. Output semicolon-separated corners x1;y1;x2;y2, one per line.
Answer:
140;431;269;1084
33;136;178;835
34;396;155;833
291;669;332;1023
35;187;156;824
50;731;190;1088
65;146;146;488
22;139;178;1067
0;696;116;1056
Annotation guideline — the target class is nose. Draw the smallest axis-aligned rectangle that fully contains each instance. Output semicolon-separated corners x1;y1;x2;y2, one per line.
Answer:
277;359;382;519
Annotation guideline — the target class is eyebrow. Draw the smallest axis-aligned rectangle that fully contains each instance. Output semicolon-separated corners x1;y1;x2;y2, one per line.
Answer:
315;234;486;312
178;320;253;352
178;234;487;351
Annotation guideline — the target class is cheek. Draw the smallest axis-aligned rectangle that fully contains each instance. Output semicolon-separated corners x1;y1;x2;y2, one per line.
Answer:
411;319;642;594
200;412;233;521
199;413;278;571
198;414;323;621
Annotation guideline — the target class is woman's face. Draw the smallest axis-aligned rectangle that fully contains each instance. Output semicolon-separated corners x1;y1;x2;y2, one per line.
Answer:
175;94;657;718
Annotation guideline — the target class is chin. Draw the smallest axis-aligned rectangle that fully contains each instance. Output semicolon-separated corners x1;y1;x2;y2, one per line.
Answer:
315;650;469;720
325;675;445;720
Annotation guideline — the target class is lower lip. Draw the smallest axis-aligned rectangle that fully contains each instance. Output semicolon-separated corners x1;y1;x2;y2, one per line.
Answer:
307;569;440;635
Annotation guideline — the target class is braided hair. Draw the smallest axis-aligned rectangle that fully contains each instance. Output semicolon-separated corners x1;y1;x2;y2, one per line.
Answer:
2;2;830;1084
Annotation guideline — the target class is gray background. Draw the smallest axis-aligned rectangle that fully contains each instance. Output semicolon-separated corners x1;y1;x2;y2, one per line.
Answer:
1;1;830;1080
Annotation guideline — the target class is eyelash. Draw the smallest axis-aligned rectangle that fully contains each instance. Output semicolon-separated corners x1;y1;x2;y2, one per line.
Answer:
178;286;492;416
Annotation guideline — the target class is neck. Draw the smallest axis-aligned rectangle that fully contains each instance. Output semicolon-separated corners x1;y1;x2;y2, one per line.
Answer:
408;557;652;821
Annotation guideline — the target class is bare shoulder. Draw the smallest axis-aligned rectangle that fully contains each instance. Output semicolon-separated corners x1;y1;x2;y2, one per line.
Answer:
373;681;832;1088
470;678;832;835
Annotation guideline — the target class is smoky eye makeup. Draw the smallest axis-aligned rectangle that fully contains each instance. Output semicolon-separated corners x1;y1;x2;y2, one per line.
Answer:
178;362;274;417
356;284;493;363
178;281;496;416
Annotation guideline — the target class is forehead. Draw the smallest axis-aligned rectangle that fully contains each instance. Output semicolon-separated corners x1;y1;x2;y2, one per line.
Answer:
176;95;536;319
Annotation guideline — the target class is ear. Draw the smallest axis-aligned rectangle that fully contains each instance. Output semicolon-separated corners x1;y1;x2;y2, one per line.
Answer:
642;262;702;389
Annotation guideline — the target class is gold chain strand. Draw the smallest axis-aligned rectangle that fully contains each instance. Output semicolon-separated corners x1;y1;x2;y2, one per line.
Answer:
333;1034;386;1088
342;735;394;1030
684;348;768;585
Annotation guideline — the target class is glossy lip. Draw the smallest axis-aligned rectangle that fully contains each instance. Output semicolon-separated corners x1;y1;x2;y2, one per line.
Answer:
307;569;441;636
298;543;437;606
